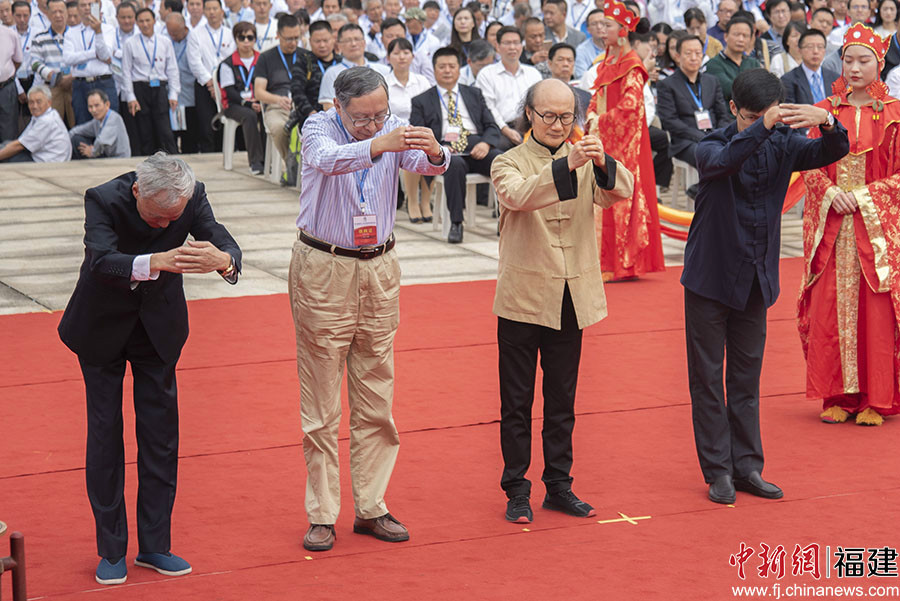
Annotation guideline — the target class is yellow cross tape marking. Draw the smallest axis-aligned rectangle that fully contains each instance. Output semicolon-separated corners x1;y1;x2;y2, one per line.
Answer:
596;512;652;526
522;528;530;532
304;556;313;560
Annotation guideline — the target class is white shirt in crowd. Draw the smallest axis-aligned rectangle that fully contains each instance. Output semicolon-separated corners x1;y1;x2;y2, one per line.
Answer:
63;22;114;78
29;9;50;34
647;0;716;29
270;0;288;17
475;60;542;127
187;22;236;86
386;70;431;121
566;0;593;31
16;26;33;79
317;60;391;105
887;64;900;99
217;54;254;88
253;18;279;52
121;32;181;102
186;14;208;31
110;26;139;98
224;4;253;27
18;107;72;162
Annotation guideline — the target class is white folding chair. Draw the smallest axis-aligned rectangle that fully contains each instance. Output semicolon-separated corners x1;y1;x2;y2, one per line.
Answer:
431;173;496;237
671;158;699;210
212;72;240;171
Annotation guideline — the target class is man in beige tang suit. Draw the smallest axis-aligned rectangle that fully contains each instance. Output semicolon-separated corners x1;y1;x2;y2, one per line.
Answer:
490;78;634;524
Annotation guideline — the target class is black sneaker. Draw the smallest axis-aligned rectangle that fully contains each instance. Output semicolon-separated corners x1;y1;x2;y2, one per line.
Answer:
542;490;596;518
505;495;533;523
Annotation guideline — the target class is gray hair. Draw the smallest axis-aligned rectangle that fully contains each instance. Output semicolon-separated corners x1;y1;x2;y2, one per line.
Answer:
513;2;531;18
334;66;388;108
134;152;197;208
364;0;380;8
28;83;52;101
326;12;347;25
467;39;494;63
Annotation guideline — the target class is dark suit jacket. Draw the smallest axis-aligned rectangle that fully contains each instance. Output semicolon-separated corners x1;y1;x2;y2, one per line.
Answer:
656;69;732;157
409;84;502;151
882;32;899;80
781;64;839;105
58;172;242;365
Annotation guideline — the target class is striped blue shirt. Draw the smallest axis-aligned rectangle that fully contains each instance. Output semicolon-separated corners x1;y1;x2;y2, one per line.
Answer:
297;110;450;248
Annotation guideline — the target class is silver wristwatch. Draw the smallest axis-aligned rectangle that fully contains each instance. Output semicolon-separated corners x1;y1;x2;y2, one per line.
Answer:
822;113;835;128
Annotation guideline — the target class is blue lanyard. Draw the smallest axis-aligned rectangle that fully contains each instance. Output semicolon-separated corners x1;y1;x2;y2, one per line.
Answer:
438;88;459;120
140;35;157;72
37;12;47;29
334;113;371;210
685;79;702;109
277;46;295;79
97;109;110;135
256;20;271;50
569;0;589;27
317;59;326;73
893;32;900;53
52;25;67;54
81;27;94;51
411;32;424;50
21;28;30;52
116;28;123;48
340;59;357;70
206;25;223;58
176;39;188;62
238;60;255;88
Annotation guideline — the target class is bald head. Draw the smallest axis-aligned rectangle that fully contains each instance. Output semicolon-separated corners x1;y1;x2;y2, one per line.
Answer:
532;78;576;112
166;11;187;40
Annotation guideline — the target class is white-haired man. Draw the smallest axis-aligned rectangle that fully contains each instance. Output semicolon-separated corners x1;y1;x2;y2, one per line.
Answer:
0;84;71;161
58;152;242;586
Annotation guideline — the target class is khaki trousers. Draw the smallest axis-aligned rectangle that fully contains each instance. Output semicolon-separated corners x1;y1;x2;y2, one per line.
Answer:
263;104;291;167
288;237;402;524
401;170;432;220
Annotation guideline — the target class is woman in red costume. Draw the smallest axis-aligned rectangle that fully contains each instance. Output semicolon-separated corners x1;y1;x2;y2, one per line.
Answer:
799;23;900;426
585;0;664;282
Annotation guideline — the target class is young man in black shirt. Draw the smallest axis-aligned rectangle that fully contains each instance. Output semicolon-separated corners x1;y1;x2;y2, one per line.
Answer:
287;19;340;133
254;13;301;185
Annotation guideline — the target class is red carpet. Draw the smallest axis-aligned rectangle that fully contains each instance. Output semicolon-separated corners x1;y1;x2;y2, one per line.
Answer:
2;258;899;600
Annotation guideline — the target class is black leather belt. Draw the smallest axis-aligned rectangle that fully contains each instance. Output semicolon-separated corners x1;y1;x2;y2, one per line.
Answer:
75;74;113;82
0;77;13;90
299;231;395;260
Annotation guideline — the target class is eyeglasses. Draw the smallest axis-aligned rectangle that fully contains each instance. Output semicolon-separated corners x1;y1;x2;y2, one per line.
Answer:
531;108;576;126
237;34;256;41
345;110;391;127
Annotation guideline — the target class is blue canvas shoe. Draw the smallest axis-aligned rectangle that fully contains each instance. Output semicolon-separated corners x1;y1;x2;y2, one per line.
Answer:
95;557;127;585
134;552;192;577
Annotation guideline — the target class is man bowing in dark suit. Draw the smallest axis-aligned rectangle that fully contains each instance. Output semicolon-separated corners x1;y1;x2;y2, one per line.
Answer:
58;152;241;586
782;29;839;109
656;34;732;171
410;46;502;244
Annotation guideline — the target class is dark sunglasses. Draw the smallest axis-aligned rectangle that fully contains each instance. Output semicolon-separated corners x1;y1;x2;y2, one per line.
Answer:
237;34;256;41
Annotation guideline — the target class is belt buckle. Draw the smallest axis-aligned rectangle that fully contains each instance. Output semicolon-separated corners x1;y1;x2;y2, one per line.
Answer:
357;245;379;260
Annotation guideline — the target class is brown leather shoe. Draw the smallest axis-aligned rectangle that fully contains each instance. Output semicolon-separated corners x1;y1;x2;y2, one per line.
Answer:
303;524;335;551
352;513;410;542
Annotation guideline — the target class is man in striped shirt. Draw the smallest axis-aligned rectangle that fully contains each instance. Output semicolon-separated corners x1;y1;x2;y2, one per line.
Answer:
291;67;449;553
29;0;74;125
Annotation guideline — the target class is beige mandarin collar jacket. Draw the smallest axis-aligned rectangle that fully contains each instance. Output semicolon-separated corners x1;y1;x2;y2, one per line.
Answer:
490;135;634;330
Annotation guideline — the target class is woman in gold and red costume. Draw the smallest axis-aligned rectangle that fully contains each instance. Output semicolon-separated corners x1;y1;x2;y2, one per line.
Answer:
585;0;664;282
799;23;900;426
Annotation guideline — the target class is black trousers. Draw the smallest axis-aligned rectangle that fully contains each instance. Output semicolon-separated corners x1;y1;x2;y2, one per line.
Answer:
133;81;177;155
224;104;264;167
498;284;583;498
684;278;766;484
648;125;673;187
194;81;220;152
120;100;141;157
79;321;180;559
175;106;200;154
444;149;501;224
71;132;92;159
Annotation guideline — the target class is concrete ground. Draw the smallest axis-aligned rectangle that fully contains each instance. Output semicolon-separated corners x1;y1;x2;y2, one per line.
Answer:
0;152;804;315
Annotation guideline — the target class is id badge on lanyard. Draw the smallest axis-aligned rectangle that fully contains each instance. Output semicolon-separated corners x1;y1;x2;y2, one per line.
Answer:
694;110;712;130
335;113;379;246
